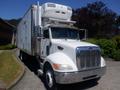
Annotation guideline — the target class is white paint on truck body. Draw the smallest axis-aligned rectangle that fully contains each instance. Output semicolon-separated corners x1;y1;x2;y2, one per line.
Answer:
17;5;42;55
17;9;32;54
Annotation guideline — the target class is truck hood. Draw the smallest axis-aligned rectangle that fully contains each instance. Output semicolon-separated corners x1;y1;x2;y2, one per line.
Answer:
51;39;98;49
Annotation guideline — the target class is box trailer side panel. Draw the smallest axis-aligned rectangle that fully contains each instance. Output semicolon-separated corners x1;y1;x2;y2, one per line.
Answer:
17;8;32;55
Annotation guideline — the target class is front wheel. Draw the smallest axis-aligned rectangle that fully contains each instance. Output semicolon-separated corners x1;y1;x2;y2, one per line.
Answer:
44;66;57;90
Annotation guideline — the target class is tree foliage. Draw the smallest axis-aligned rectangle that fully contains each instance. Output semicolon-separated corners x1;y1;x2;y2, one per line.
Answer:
72;1;119;38
6;18;21;27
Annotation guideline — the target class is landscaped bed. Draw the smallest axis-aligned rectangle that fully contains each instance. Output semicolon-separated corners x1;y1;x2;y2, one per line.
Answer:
0;50;24;89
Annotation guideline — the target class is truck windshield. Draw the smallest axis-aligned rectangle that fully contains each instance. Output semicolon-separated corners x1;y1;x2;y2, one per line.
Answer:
51;27;79;39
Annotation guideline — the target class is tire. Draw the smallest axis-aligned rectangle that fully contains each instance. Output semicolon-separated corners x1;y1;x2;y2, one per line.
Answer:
44;65;57;90
19;51;28;61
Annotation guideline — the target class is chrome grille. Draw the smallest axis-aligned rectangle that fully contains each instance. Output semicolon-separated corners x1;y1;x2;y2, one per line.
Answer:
76;46;101;70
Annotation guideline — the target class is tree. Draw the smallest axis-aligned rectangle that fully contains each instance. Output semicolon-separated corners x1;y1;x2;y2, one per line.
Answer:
72;1;117;38
115;16;120;29
5;18;21;27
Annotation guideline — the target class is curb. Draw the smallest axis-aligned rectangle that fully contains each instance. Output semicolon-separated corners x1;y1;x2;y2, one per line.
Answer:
6;50;25;90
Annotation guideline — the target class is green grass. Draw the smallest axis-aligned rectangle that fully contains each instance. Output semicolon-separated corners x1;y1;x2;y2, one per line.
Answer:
0;44;16;50
0;51;23;88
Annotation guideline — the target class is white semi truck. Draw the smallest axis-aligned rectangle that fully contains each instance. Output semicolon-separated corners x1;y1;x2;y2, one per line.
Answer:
17;2;106;89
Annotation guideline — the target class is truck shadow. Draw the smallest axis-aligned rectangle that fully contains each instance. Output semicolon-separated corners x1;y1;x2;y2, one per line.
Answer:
39;74;98;90
19;53;98;90
57;81;98;90
19;53;40;75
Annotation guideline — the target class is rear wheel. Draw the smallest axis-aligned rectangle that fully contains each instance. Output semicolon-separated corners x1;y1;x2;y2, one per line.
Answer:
19;50;28;61
19;50;23;60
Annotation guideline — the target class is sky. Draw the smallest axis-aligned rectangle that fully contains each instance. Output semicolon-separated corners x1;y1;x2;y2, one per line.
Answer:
0;0;120;20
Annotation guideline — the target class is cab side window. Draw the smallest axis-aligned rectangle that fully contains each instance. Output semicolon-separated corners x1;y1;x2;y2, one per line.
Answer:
43;30;49;39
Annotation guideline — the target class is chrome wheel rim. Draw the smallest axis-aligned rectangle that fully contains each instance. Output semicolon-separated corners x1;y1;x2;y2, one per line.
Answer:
46;71;53;88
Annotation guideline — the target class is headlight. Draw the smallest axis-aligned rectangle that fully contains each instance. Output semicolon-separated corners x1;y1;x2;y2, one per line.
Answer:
52;63;73;70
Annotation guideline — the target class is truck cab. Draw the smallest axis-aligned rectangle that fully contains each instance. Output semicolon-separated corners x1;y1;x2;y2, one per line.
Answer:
38;24;106;89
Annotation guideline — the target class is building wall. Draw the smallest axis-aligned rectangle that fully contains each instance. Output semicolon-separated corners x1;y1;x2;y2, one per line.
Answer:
0;18;15;45
0;29;13;45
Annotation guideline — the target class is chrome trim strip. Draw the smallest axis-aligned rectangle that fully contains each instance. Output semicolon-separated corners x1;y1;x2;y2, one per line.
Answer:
54;66;106;84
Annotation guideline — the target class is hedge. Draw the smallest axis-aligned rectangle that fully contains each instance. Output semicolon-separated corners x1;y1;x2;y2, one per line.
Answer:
0;44;16;50
86;37;120;61
112;49;120;61
96;39;117;57
112;35;120;49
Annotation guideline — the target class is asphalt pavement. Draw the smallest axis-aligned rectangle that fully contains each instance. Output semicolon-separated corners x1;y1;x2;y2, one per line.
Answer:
11;67;46;90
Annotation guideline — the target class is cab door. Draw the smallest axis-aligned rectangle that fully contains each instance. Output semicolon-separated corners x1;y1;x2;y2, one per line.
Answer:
40;29;51;58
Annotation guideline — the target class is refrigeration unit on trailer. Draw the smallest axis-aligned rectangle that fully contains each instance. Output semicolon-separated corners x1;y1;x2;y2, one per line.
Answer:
17;2;106;90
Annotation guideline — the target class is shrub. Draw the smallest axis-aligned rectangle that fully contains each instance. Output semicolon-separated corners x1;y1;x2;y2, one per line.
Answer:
86;38;120;61
112;35;120;49
86;39;97;44
96;39;117;57
86;39;117;57
112;49;120;61
0;44;16;50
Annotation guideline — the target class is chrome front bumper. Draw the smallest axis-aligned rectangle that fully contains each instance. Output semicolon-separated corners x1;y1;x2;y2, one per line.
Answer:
54;66;106;84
